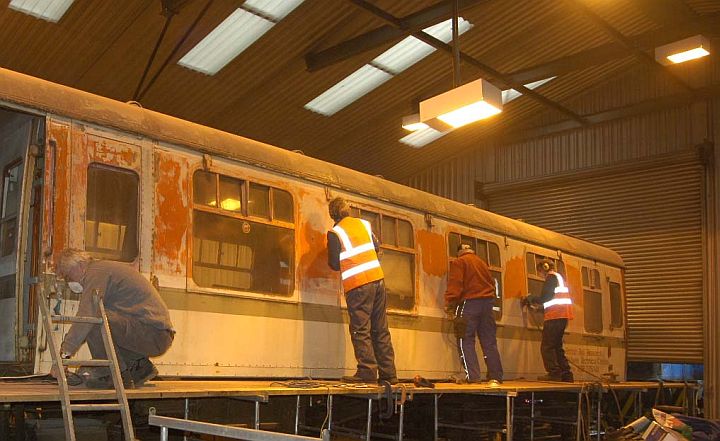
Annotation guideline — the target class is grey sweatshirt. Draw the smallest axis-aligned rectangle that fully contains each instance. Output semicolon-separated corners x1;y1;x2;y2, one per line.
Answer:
61;260;174;355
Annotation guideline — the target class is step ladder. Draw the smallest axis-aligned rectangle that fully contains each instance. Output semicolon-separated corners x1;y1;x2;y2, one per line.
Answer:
38;288;136;441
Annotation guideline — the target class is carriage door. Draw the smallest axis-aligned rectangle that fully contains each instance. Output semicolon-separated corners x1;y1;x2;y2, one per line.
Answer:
0;110;44;368
70;127;142;262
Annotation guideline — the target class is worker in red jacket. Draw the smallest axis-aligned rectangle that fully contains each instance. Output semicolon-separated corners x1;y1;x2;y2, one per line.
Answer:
445;244;503;385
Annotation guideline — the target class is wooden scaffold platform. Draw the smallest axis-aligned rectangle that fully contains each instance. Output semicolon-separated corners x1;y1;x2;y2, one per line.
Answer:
0;378;698;440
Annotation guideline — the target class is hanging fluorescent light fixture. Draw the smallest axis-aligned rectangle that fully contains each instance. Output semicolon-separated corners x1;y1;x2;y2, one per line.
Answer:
9;0;74;22
419;78;502;129
655;35;710;65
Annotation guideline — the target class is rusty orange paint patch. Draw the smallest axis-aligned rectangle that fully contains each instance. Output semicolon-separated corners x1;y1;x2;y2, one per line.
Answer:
297;224;333;280
565;263;583;309
154;152;189;274
87;135;139;167
46;121;71;262
504;256;526;299
417;229;447;277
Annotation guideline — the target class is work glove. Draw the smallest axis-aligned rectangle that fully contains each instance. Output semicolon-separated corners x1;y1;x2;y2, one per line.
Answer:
445;304;457;319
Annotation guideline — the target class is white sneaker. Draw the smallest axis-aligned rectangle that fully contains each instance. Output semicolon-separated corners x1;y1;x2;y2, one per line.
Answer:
488;379;501;388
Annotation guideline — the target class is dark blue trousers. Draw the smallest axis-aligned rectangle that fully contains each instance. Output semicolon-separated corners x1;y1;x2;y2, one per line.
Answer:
345;279;397;380
457;297;503;381
541;318;572;380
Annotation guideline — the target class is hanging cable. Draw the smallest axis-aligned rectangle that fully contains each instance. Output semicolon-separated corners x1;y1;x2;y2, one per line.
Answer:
137;0;215;101
451;0;461;88
133;7;175;101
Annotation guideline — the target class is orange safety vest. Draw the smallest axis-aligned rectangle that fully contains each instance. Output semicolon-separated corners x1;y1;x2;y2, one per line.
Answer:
332;217;384;292
543;271;574;320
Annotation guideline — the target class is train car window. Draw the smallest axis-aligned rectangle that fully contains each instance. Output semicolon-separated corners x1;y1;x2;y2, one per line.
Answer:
581;265;603;333
488;242;500;267
192;171;295;296
526;252;562;293
381;215;396;246
0;160;21;256
397;219;413;248
449;233;503;319
609;281;623;328
591;269;601;289
584;290;603;333
526;252;537;276
359;210;380;235
193;170;217;207
382;249;415;310
272;189;294;223
219;175;242;212
448;233;462;256
476;240;488;263
248;183;270;218
353;207;415;311
85;164;138;262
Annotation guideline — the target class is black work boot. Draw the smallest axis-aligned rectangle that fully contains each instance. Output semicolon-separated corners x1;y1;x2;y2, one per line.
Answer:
130;358;158;387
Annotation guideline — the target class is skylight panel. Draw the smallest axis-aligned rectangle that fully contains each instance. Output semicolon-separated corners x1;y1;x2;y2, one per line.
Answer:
306;17;473;116
305;65;393;116
399;127;450;148
178;0;304;75
502;76;556;104
373;18;472;74
244;0;304;21
9;0;74;22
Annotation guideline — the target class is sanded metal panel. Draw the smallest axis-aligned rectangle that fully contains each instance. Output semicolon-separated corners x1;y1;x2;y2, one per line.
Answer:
485;150;705;362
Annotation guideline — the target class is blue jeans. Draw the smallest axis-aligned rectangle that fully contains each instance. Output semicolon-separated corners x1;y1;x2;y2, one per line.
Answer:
456;297;503;381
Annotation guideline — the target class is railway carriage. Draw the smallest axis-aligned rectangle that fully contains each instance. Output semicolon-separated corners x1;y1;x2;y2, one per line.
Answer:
0;68;626;381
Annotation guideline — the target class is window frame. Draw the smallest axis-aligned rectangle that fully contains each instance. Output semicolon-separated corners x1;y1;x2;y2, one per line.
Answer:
190;169;296;298
351;205;417;313
447;231;504;320
0;158;22;257
525;251;567;307
581;264;604;334
84;162;140;262
608;280;624;329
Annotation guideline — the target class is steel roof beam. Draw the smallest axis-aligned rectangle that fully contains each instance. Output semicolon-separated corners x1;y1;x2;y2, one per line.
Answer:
348;0;589;125
506;17;719;85
567;0;694;93
304;0;488;72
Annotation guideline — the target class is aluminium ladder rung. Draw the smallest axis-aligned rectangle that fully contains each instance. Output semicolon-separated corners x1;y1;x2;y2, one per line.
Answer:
62;359;110;367
70;403;121;412
51;315;103;324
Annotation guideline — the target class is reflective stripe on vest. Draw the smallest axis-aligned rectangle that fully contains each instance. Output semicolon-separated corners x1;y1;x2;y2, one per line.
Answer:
332;218;383;291
543;271;573;320
543;273;572;309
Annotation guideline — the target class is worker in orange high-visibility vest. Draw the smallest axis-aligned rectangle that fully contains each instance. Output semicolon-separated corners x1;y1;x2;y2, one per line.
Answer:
524;259;574;382
327;197;398;385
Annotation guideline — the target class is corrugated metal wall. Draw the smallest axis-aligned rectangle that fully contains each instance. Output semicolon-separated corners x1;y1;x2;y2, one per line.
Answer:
483;149;705;363
707;97;720;418
405;149;494;204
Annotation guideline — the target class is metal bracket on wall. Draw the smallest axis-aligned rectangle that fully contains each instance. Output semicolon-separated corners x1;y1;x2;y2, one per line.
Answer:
424;213;434;228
